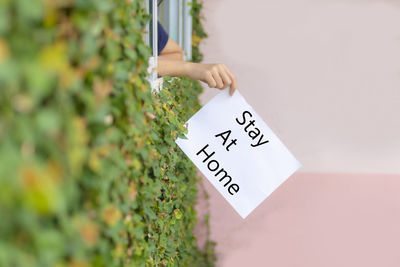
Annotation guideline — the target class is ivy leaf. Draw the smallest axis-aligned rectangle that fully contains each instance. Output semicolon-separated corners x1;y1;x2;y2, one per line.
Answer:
174;209;182;220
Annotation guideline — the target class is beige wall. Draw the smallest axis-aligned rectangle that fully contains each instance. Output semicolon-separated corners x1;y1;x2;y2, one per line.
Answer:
199;0;400;173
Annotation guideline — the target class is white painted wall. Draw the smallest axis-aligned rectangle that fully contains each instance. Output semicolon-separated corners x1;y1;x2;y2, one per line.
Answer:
199;0;400;173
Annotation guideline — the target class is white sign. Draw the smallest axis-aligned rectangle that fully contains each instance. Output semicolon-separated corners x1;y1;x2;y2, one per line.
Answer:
176;90;301;218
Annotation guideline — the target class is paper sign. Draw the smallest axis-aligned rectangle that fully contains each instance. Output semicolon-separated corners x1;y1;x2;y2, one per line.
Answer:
176;90;301;218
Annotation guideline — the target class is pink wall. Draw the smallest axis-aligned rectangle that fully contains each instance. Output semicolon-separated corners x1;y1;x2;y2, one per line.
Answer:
197;173;400;267
199;0;400;174
195;0;400;266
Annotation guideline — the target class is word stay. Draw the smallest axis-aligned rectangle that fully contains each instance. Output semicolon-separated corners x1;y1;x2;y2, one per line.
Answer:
236;110;269;147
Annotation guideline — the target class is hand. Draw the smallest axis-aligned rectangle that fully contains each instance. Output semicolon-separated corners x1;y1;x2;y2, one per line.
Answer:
186;63;237;95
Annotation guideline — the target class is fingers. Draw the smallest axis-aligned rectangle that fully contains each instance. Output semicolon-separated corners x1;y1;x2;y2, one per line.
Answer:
211;68;224;89
218;65;232;89
222;65;237;96
204;71;217;88
202;64;237;95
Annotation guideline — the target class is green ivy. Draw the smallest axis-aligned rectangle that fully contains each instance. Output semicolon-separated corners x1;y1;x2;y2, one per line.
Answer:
0;0;215;266
190;0;208;63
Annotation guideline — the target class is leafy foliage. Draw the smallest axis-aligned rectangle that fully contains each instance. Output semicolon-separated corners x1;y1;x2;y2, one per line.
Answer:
0;0;214;266
190;0;208;63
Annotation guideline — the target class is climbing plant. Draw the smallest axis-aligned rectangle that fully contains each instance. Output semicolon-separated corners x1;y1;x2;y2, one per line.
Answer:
0;0;214;266
190;0;208;63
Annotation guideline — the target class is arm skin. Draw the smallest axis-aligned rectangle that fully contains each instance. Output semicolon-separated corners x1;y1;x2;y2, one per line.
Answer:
157;38;237;95
158;38;184;61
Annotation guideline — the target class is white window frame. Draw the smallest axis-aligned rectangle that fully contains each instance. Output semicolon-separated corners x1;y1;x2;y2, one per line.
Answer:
146;0;162;92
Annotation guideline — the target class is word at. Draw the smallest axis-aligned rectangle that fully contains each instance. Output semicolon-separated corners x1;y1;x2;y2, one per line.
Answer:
215;130;237;151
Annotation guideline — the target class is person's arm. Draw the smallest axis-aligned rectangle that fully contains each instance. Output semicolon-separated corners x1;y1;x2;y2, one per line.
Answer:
159;38;184;61
156;30;237;95
157;59;237;96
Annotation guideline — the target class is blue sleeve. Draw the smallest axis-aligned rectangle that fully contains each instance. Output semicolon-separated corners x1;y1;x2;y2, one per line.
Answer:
158;22;169;55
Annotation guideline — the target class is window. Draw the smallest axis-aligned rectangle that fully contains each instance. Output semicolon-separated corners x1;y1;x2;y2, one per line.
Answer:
146;0;193;92
158;0;193;61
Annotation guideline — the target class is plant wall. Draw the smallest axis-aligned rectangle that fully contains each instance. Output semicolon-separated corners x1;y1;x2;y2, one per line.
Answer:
0;0;214;266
